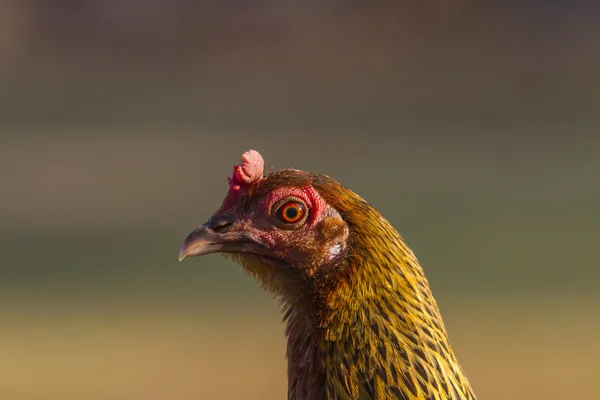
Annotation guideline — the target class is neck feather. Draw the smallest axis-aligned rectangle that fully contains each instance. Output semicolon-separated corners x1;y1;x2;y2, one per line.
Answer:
284;201;475;400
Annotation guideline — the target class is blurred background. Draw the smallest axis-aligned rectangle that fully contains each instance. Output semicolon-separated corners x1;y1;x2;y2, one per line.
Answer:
1;1;599;399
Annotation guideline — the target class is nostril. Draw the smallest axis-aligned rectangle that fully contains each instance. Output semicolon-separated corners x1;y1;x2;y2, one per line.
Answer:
211;219;233;233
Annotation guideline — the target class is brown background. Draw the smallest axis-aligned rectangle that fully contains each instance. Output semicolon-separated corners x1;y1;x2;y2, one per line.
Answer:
1;2;599;399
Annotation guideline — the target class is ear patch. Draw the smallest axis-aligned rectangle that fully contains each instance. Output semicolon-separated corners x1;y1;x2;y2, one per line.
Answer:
318;217;347;240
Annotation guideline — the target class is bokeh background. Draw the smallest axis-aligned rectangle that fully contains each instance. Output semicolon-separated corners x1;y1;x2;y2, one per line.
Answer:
1;2;599;399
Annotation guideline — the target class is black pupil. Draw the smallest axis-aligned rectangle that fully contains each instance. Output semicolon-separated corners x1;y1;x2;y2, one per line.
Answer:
285;206;299;220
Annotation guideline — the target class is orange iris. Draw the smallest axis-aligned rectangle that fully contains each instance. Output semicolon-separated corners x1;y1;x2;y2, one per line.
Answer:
278;202;305;223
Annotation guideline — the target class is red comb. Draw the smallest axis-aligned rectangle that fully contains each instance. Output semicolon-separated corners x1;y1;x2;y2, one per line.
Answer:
218;150;264;212
231;150;264;187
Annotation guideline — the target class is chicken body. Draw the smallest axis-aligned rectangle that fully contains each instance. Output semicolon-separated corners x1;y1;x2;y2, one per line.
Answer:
180;150;476;400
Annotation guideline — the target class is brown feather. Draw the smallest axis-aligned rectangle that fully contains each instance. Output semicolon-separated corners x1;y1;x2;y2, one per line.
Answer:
230;169;476;399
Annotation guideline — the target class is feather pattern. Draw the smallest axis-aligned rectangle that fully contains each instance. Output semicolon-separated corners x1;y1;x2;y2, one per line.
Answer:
183;154;476;400
250;171;476;399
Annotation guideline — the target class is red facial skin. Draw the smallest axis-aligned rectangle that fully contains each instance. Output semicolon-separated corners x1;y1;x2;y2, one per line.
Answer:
203;151;348;283
225;185;346;277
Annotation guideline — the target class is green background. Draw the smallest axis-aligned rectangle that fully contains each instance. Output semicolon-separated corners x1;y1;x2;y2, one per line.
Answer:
1;3;599;399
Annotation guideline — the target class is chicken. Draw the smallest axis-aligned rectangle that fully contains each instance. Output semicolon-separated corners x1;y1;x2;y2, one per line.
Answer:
179;150;476;400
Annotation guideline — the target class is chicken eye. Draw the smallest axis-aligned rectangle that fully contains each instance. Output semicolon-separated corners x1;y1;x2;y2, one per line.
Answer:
276;202;306;224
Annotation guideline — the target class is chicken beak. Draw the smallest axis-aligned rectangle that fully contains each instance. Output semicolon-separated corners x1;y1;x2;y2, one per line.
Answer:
178;226;227;261
179;214;254;261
